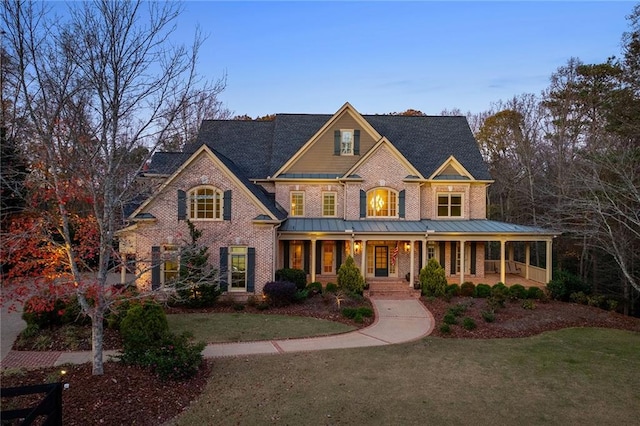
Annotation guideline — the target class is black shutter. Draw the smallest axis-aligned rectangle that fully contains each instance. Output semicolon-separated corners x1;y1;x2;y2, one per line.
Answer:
418;242;423;271
360;190;366;218
247;248;255;292
315;241;322;275
223;190;232;220
399;190;406;218
151;246;161;290
470;242;477;275
283;241;290;268
439;242;445;268
177;190;186;221
354;130;360;155
336;241;343;269
303;240;310;273
334;130;341;155
450;242;457;275
219;247;228;292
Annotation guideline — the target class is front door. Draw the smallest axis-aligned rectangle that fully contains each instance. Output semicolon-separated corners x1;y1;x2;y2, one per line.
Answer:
375;246;388;277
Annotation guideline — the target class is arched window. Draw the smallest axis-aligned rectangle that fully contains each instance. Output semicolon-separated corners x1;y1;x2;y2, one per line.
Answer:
367;188;398;218
189;186;223;220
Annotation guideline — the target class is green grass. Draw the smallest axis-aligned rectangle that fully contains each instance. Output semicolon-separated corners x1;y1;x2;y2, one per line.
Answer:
166;312;356;343
171;328;640;425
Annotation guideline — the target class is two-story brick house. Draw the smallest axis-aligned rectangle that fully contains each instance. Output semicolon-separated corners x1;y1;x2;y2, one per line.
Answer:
117;103;556;296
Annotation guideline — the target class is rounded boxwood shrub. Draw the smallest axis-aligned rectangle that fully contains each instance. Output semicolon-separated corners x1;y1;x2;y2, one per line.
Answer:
439;323;452;334
546;269;590;301
263;281;298;306
475;284;492;298
325;282;338;293
462;317;477;330
460;281;475;297
508;284;527;300
119;301;169;358
526;286;545;300
443;312;458;325
275;268;307;290
306;281;323;295
481;310;495;323
446;284;461;297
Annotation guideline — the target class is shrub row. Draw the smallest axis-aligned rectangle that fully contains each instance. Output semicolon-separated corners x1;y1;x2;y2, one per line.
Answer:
442;282;546;301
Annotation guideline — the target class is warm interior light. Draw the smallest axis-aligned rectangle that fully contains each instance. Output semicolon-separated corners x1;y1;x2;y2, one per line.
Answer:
404;242;411;252
354;242;361;254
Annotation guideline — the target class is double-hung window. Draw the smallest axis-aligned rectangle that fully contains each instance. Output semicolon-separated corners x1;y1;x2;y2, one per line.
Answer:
189;186;223;220
437;194;462;218
322;192;336;217
290;192;305;216
162;245;179;284
340;130;354;155
229;246;247;291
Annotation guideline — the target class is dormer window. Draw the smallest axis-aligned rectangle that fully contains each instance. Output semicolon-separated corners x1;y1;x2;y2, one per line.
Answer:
367;188;398;218
341;130;354;155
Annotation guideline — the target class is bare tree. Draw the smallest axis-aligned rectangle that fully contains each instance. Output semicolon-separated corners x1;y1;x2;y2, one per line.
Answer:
2;0;224;375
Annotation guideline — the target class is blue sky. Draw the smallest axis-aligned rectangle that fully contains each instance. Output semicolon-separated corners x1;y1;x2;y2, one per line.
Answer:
177;1;633;117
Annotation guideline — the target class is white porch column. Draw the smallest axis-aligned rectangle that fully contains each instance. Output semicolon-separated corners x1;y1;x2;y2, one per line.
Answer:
500;239;506;284
311;238;317;283
422;238;428;271
525;243;531;280
120;260;127;285
360;239;367;278
409;240;415;287
546;239;553;283
459;239;466;285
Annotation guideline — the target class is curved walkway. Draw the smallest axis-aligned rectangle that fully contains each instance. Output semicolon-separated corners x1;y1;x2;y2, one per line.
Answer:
0;298;434;370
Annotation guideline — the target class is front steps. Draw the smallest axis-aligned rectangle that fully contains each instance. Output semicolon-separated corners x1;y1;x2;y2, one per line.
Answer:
365;278;421;299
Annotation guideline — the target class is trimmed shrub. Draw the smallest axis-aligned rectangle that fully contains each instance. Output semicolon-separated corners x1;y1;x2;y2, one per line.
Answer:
508;284;528;300
570;291;588;304
294;289;309;303
342;306;374;319
306;281;323;295
481;310;495;323
462;317;477;330
420;258;448;297
443;312;458;325
149;333;205;381
526;286;545;300
275;268;307;290
446;284;461;297
475;284;492;298
460;282;475;297
587;294;605;308
263;281;298;306
521;299;536;310
447;304;467;317
439;323;452;334
547;270;590;301
119;301;169;358
174;283;221;308
325;282;338;293
337;256;365;295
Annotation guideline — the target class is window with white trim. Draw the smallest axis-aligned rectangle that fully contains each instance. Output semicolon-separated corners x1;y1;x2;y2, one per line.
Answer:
427;243;436;260
162;245;179;284
437;194;463;217
322;192;336;217
290;192;305;216
322;242;335;274
290;241;303;270
341;129;354;155
229;246;247;291
367;188;398;218
189;186;223;220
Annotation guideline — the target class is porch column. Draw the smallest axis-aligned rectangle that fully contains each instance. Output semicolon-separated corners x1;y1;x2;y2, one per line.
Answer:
459;239;466;285
546;238;553;283
525;243;531;280
500;239;506;284
409;240;415;287
120;258;127;285
360;239;367;279
311;238;317;283
422;238;428;271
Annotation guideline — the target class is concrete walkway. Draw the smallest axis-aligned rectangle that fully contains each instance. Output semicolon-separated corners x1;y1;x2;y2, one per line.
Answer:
1;298;434;370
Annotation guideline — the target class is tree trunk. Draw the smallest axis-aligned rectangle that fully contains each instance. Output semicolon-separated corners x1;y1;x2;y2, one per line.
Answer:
91;310;104;375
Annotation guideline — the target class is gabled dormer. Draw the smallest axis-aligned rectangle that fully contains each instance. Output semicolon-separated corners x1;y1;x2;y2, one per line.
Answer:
429;155;475;181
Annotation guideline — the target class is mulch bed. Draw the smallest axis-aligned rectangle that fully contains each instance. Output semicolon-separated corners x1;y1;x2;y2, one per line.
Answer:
3;295;639;425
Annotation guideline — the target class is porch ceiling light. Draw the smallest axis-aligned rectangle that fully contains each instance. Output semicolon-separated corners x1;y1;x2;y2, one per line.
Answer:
404;242;411;252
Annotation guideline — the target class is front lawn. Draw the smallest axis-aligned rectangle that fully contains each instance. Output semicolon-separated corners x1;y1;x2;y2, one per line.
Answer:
167;312;356;343
171;327;640;425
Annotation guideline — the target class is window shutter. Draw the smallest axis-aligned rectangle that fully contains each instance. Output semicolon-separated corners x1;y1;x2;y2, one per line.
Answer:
315;241;322;275
450;242;457;275
336;241;343;268
418;243;423;271
470;242;477;275
334;130;341;155
359;190;366;218
303;240;310;273
223;190;232;220
354;130;360;155
219;247;228;292
283;241;290;269
247;248;256;292
151;246;161;290
399;190;406;218
177;190;186;221
439;242;445;268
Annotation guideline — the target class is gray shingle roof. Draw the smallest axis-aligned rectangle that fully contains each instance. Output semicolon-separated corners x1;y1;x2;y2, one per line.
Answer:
185;114;492;180
146;152;191;175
